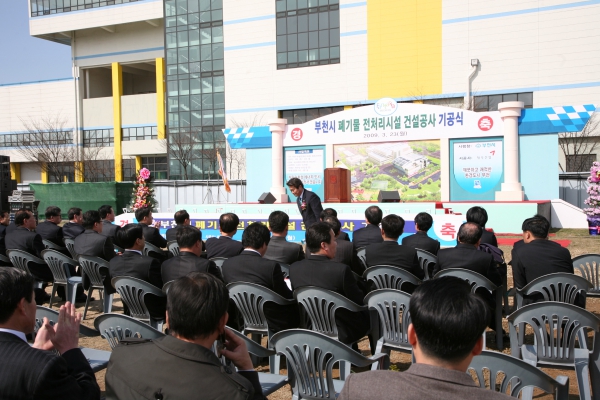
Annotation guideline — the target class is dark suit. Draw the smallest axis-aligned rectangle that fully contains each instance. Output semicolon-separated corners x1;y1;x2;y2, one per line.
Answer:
109;250;165;319
161;251;222;283
365;241;424;279
511;239;575;305
75;229;116;292
0;331;100;400
352;224;383;250
63;222;85;239
338;231;350;241
0;224;7;258
5;227;53;281
264;236;305;265
295;189;323;228
100;220;121;247
205;235;244;259
333;238;364;276
166;224;205;252
140;223;167;248
481;229;498;247
289;255;369;344
401;231;440;255
222;250;299;333
5;222;17;236
35;221;64;247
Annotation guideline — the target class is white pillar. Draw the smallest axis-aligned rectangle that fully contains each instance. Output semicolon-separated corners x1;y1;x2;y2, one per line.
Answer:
495;101;524;201
268;118;289;203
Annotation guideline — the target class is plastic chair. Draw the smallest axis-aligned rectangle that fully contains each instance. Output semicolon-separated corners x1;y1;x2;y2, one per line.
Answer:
7;249;45;289
573;254;600;297
41;249;82;307
356;247;367;271
279;262;290;279
94;313;165;349
210;257;227;276
468;350;569;399
78;255;114;320
162;280;175;294
508;302;600;400
227;329;288;395
363;265;422;292
34;306;110;372
227;282;296;374
64;238;78;260
143;242;165;259
415;249;437;281
0;253;11;265
434;268;504;350
364;289;412;368
167;240;180;257
42;239;66;252
270;329;388;399
515;272;593;309
112;276;166;330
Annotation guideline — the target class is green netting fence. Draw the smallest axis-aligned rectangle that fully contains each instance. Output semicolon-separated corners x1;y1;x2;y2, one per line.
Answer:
29;182;135;219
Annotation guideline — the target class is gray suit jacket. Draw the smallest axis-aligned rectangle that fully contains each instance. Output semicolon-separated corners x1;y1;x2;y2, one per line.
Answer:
338;363;512;400
264;236;305;265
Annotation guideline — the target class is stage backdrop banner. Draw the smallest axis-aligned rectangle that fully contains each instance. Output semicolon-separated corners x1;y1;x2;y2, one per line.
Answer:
450;137;504;201
283;99;502;147
284;145;326;200
334;140;441;202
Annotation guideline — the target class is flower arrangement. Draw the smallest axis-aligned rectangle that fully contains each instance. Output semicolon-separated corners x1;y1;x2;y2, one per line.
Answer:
131;168;157;211
584;162;600;218
301;200;307;211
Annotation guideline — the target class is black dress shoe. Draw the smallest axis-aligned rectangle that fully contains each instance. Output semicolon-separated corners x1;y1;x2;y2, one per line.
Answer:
75;295;95;303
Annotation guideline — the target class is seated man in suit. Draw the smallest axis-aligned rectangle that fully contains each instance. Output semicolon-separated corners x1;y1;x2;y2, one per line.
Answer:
263;210;304;264
511;214;577;306
365;214;424;281
110;223;165;319
135;206;168;261
320;208;349;241
161;225;221;283
339;277;511;400
5;209;52;304
205;213;244;259
35;206;67;253
289;222;369;345
105;272;266;400
287;177;323;229
5;208;22;236
401;212;440;255
0;269;100;400
323;216;363;276
0;210;10;261
62;207;85;239
352;205;384;250
98;205;121;247
466;206;498;247
222;222;299;333
166;209;205;253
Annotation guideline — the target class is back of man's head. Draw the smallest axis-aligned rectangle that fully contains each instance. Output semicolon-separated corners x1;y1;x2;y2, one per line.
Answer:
117;223;144;249
365;206;383;225
135;207;152;223
414;212;433;232
174;210;189;225
14;210;31;226
323;216;341;236
68;207;82;221
82;210;101;230
268;211;289;234
320;207;338;220
306;222;333;254
177;225;201;249
98;205;114;219
457;222;482;245
522;214;550;239
219;213;239;235
0;268;34;324
242;222;270;249
381;214;404;240
410;277;488;363
45;206;61;219
167;272;229;340
466;206;489;228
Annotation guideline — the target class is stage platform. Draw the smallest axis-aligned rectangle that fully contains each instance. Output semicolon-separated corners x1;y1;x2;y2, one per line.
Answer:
114;201;550;246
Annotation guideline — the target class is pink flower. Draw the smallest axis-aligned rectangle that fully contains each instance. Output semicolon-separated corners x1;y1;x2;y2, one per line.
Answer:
139;168;151;180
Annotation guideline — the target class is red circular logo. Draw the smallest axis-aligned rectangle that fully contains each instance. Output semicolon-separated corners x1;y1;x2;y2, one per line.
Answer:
478;117;493;131
291;128;303;141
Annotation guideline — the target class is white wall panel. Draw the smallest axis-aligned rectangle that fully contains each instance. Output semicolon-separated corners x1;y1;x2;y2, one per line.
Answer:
121;94;157;126
82;97;113;128
122;139;166;156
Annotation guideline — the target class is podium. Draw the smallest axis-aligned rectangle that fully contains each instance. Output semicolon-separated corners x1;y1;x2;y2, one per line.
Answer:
324;168;351;203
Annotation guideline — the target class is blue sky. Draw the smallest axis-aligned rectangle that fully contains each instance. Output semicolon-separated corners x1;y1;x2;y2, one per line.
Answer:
0;1;72;85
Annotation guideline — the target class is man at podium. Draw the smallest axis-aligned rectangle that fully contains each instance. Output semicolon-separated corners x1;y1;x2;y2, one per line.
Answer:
287;177;323;229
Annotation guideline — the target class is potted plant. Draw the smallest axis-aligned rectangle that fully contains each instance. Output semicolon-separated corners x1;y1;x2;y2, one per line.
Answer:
583;161;600;235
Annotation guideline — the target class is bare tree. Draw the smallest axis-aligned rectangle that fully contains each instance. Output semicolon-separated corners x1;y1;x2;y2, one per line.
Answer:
161;129;198;180
559;113;600;172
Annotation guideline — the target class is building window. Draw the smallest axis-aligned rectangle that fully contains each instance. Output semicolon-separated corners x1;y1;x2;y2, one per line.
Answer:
276;0;340;70
48;162;75;183
84;160;115;182
474;93;533;112
122;126;158;141
0;132;72;148
30;0;147;17
83;129;114;147
122;158;136;181
281;106;344;124
566;154;597;173
142;156;168;179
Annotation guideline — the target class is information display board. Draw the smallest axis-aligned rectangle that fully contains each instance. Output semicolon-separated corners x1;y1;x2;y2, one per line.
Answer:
284;146;325;200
